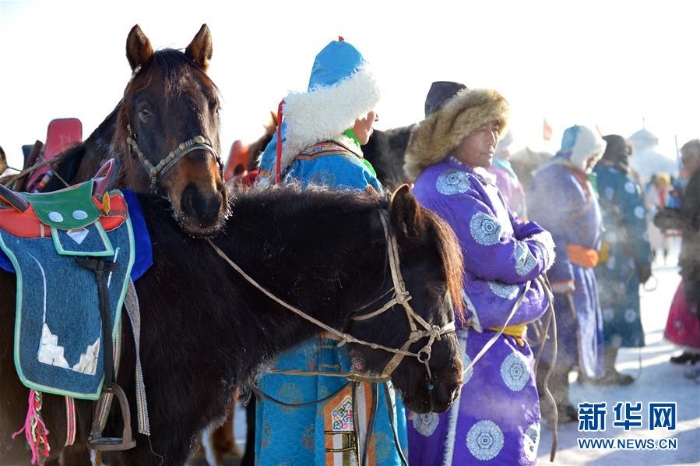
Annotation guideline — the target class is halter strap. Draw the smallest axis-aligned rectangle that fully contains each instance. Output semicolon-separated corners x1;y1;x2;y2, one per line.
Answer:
351;211;456;380
127;132;223;192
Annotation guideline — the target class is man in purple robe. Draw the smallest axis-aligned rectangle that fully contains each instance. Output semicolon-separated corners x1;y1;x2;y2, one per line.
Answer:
403;81;555;465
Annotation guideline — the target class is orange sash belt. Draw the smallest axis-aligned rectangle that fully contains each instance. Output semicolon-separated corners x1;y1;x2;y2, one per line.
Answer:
566;244;599;268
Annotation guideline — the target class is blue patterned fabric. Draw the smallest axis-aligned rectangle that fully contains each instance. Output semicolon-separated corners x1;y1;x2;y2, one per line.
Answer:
407;158;554;465
0;197;134;399
285;149;383;193
593;164;652;348
255;139;406;464
256;337;408;465
258;135;384;193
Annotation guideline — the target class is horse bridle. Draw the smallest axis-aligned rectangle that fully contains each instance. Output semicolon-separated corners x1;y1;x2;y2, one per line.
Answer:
206;209;456;385
349;212;456;383
127;127;223;192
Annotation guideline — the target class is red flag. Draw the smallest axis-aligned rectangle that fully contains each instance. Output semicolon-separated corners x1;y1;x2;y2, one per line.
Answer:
542;118;553;141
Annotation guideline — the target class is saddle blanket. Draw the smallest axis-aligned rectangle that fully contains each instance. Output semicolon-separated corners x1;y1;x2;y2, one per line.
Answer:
0;184;150;400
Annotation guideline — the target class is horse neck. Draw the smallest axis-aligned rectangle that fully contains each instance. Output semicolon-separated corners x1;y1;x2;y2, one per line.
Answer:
220;191;388;367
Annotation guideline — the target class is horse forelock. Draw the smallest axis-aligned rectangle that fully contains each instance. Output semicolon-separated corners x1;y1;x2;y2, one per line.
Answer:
422;207;465;319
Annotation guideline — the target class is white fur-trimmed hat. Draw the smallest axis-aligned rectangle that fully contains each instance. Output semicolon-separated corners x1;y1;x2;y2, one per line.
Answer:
559;124;606;173
277;38;380;174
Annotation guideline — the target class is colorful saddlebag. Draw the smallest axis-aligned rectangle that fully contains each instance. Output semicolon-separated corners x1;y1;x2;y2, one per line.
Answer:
0;180;134;400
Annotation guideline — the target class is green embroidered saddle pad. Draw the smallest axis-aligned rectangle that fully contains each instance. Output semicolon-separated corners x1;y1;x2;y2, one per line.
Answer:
0;181;134;400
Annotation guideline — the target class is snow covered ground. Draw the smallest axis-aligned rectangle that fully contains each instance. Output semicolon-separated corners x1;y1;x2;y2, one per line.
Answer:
536;239;700;465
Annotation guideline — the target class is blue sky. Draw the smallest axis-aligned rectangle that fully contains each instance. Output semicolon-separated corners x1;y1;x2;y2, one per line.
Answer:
1;0;696;171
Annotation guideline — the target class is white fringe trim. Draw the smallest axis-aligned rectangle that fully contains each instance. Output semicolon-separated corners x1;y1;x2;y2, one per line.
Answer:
279;65;380;173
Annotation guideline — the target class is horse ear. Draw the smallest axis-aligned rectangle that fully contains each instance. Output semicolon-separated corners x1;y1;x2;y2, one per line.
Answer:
185;24;213;72
126;25;154;72
389;184;424;239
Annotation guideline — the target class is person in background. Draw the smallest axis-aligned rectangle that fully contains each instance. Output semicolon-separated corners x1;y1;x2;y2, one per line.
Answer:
527;124;607;423
255;37;408;465
486;130;528;218
655;139;700;370
588;134;652;385
645;172;674;265
403;80;555;465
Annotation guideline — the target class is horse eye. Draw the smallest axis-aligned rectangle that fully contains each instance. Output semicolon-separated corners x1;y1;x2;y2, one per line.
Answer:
428;282;447;298
138;108;151;123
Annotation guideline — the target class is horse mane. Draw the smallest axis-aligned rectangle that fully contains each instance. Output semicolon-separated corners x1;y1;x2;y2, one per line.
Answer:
416;206;465;318
223;182;464;319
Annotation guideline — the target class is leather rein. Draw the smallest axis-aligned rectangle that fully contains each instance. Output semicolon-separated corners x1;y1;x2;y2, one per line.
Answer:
205;209;456;383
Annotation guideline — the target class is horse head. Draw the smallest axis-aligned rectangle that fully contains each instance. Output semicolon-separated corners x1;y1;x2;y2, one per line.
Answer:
344;184;465;414
115;24;227;237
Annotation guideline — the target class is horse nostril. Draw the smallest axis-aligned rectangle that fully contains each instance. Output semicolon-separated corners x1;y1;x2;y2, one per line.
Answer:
181;184;222;224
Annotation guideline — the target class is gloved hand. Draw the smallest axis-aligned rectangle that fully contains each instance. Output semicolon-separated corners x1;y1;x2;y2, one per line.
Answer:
637;265;652;285
551;281;575;295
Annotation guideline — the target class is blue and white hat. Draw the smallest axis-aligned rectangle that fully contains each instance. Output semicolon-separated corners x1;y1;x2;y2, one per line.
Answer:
559;124;606;173
277;38;380;174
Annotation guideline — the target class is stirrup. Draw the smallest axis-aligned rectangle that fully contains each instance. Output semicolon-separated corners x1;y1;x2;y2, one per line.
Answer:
87;383;137;451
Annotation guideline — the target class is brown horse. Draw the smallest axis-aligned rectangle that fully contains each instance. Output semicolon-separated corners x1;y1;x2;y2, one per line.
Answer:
0;182;464;465
35;24;227;238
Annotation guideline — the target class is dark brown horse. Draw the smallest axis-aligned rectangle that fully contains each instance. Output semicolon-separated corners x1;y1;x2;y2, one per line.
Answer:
36;24;227;238
0;182;464;465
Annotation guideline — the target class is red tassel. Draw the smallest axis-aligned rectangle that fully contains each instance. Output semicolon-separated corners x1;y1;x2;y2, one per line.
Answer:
13;389;51;465
275;99;285;185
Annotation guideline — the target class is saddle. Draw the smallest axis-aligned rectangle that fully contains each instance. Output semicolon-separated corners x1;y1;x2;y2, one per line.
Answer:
0;159;138;452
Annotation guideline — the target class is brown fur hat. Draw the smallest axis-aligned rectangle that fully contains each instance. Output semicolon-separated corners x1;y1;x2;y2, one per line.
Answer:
404;88;510;182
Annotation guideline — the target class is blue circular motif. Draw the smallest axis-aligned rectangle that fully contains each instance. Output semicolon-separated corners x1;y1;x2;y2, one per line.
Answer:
310;170;336;186
514;242;536;276
466;420;504;460
500;353;529;391
412;412;439;437
524;423;540;461
488;281;519;299
470;212;501;245
603;186;615;200
374;432;392;461
603;307;614;321
436;169;470;195
277;383;303;414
